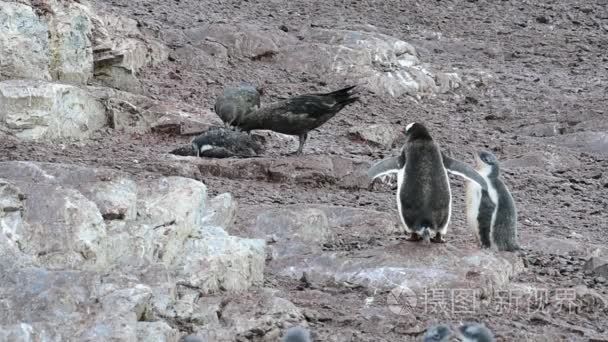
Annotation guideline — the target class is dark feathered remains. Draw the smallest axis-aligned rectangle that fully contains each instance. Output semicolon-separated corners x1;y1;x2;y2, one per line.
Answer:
188;127;264;158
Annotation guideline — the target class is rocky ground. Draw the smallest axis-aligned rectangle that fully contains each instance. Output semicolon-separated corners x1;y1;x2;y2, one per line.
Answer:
1;0;608;341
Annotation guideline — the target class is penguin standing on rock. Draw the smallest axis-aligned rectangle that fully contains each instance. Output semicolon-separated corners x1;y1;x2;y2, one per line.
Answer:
233;85;359;155
214;82;262;129
368;123;489;243
466;151;520;251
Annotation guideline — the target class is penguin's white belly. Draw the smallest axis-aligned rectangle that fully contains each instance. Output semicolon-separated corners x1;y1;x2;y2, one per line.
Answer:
396;167;412;232
465;180;482;238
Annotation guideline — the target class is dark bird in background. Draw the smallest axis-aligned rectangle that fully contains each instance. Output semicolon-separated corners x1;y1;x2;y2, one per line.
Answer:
281;327;312;342
457;322;496;342
234;85;359;155
423;324;453;342
185;127;264;158
214;82;262;129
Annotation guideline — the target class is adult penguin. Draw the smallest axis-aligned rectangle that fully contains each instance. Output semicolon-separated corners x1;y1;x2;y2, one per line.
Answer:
368;122;489;243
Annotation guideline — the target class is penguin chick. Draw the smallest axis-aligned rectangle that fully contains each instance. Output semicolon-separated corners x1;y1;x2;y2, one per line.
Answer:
423;324;453;342
191;127;264;158
214;82;261;129
367;122;489;244
234;85;359;155
282;326;312;342
466;150;520;251
457;322;495;342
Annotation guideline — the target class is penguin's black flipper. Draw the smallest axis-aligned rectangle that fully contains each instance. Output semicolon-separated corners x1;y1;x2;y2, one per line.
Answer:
442;153;489;191
367;154;405;180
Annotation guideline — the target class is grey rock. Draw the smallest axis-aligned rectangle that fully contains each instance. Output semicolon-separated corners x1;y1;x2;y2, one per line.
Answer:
524;236;608;258
520;122;564;137
137;321;179;342
347;123;402;148
254;207;331;258
194;156;371;189
0;80;107;140
502;152;580;172
276;28;460;98
0;267;148;341
200;193;237;231
584;257;608;277
182;23;296;60
218;289;305;339
179;230;265;294
91;14;168;93
0;0;94;84
273;243;523;297
0;161;269;340
87;86;222;135
547;131;608;156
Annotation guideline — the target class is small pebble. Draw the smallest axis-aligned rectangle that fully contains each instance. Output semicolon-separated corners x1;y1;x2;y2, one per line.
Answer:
595;276;606;284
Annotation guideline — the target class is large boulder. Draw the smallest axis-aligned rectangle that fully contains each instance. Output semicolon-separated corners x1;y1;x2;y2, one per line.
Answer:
0;80;107;140
0;161;266;286
0;161;268;340
186;289;306;342
0;0;94;84
0;266;167;341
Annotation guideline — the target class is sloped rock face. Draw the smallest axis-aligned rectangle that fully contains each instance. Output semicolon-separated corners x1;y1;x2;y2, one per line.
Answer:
277;27;461;98
189;155;371;189
0;2;51;81
0;0;94;84
92;13;169;93
273;244;523;296
0;0;178;139
348;123;402;148
0;80;107;140
242;204;523;302
161;22;457;98
0;161;266;340
164;23;297;69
